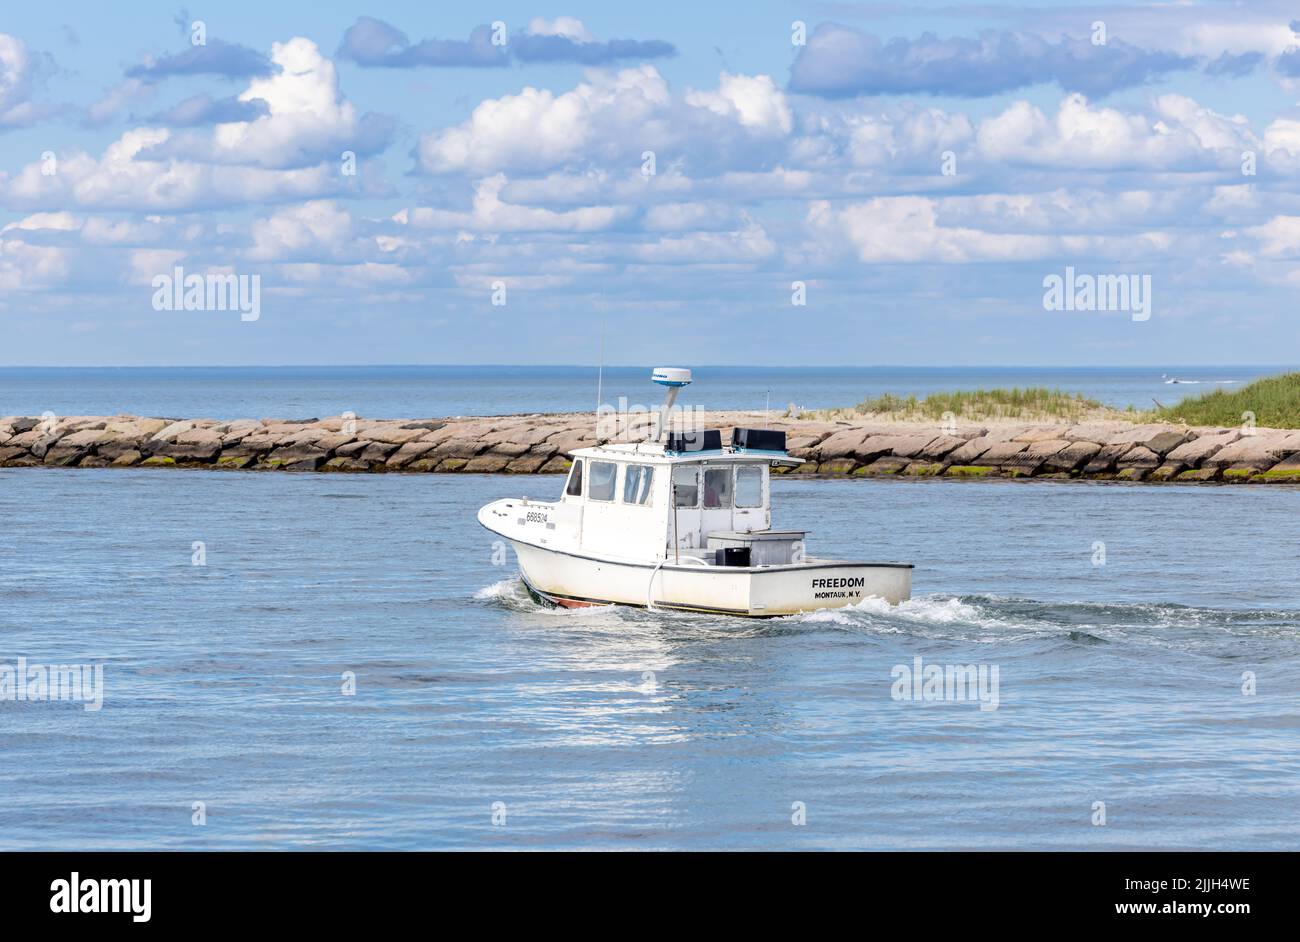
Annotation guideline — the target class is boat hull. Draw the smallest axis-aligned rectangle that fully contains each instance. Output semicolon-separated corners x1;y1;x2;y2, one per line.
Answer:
507;538;912;617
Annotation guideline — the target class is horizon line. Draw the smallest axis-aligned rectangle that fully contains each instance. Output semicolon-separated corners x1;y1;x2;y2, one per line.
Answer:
1;363;1295;371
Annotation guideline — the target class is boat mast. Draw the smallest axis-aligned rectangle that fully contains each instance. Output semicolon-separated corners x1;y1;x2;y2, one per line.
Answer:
651;368;691;562
594;313;605;436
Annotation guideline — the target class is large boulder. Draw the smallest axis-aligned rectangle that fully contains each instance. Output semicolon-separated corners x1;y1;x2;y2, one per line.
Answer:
59;428;114;448
1001;439;1070;473
1117;445;1161;468
7;417;40;433
511;424;567;447
358;442;401;463
540;427;596;458
261;447;326;470
151;441;221;463
481;440;533;459
321;456;369;472
30;433;66;459
1164;429;1242;466
1064;422;1130;442
274;427;333;447
1105;425;1189;456
855;433;946;461
96;435;145;460
1012;425;1069;443
464;455;511;473
1203;433;1300;470
3;429;44;450
972;440;1030;466
506;454;552;473
103;418;164;437
813;428;871;461
149;420;194;443
785;432;827;458
1082;443;1132;474
430;434;489;460
386;441;439;468
176;428;224;447
1041;440;1102;472
915;434;968;460
356;423;430;445
217;433;279;459
943;426;1024;464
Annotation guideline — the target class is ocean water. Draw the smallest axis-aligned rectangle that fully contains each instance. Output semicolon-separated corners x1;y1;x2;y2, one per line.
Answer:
0;364;1285;419
1;468;1296;850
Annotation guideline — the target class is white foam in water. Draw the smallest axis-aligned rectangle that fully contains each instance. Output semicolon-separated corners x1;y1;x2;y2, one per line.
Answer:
828;593;987;623
473;578;520;601
474;576;624;619
788;607;874;627
778;594;1063;643
889;595;987;623
780;594;987;629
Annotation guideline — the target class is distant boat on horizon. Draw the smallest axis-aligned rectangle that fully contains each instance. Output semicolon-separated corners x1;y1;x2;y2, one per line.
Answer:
1161;374;1240;386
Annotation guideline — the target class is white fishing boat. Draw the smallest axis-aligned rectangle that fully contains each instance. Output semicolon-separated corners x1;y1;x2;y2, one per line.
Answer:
477;368;913;617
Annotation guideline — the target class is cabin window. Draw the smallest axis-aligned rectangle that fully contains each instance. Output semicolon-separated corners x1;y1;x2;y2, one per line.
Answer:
671;465;699;507
735;466;763;508
623;464;654;505
703;467;732;508
565;460;584;497
588;461;617;502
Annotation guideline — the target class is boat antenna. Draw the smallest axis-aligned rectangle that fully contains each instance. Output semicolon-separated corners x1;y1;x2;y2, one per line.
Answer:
651;367;692;443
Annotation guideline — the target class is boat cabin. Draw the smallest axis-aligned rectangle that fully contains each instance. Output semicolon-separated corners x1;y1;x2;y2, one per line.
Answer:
552;428;803;566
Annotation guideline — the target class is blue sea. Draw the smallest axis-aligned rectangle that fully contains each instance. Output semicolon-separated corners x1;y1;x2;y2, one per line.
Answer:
1;367;1298;850
2;472;1298;850
0;364;1286;419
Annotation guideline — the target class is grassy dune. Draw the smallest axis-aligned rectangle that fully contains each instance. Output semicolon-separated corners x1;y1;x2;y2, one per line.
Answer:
1154;373;1300;428
799;374;1300;428
804;387;1114;423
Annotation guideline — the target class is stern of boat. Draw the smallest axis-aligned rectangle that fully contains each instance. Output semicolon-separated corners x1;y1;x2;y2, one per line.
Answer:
747;560;912;615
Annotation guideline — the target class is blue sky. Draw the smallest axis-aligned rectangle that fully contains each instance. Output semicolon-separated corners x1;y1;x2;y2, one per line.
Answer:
2;0;1300;366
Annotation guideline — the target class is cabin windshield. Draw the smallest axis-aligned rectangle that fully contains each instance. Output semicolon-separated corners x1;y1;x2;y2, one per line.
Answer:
564;460;583;497
736;466;762;507
671;465;698;507
702;467;732;508
589;461;617;501
624;464;655;505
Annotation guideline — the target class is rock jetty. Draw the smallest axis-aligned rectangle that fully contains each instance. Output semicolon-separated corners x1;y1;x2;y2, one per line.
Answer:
3;411;1300;483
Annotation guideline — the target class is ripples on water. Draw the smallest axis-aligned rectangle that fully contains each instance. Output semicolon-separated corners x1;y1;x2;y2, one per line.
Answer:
1;469;1297;849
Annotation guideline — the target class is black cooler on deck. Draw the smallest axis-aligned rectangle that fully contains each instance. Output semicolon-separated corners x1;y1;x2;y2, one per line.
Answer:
714;546;752;567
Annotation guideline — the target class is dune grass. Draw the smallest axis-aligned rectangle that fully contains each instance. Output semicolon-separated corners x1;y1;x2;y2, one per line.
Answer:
802;387;1111;423
1154;372;1300;428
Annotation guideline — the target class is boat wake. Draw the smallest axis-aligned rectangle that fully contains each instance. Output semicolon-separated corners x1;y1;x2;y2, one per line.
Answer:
475;576;1300;647
781;594;1300;649
472;578;521;602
